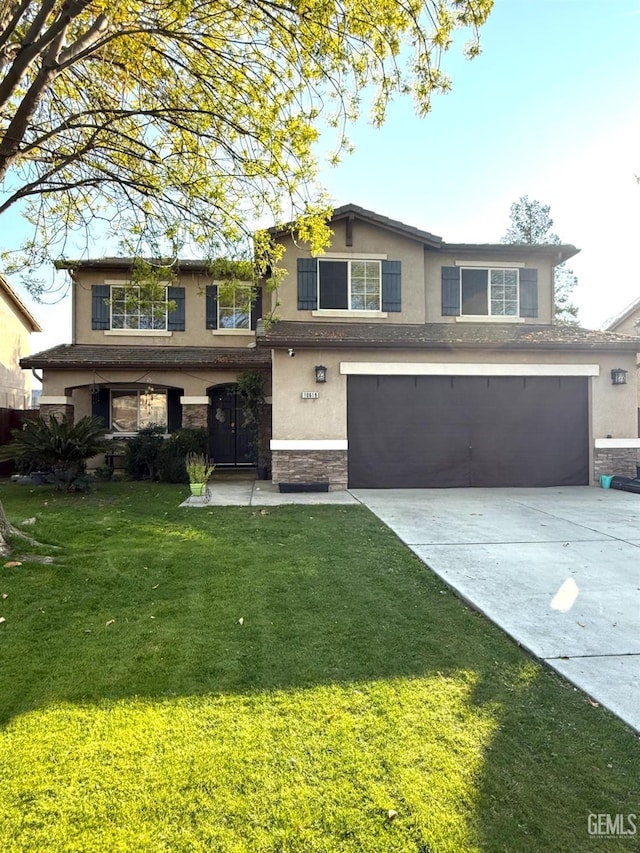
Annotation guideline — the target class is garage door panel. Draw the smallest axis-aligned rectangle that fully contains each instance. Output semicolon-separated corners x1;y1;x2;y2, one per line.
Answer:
347;376;471;487
347;375;589;488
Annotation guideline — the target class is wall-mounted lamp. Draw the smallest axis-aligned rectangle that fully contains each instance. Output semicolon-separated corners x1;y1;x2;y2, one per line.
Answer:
610;367;628;386
314;365;328;383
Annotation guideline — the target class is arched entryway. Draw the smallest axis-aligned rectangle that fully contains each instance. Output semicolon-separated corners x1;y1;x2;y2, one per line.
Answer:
208;384;254;466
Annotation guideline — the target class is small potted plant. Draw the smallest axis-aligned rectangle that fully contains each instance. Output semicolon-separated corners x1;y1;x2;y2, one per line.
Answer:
185;453;215;497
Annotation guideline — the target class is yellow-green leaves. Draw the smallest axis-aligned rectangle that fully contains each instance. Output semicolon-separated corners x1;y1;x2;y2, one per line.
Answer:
0;0;493;289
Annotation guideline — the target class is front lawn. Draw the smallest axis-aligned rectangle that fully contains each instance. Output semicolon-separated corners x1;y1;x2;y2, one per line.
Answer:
0;482;637;852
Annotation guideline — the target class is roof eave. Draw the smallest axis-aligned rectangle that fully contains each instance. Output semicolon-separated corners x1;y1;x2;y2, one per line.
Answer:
443;243;581;264
0;275;42;332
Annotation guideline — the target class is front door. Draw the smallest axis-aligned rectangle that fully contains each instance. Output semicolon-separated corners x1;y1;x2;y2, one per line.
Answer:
208;385;253;466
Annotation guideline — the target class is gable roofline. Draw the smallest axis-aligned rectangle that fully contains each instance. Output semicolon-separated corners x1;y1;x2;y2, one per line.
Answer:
605;295;640;332
0;274;42;332
268;203;443;248
444;243;580;265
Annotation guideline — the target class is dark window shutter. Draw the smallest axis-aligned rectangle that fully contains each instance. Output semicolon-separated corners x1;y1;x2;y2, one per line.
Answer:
297;258;318;310
520;269;538;317
206;285;218;329
250;287;263;329
441;267;460;316
167;388;183;433
167;286;185;331
91;285;110;330
92;388;110;427
381;260;401;312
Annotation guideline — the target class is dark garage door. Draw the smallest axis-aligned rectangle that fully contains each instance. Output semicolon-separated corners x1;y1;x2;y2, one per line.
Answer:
347;375;589;488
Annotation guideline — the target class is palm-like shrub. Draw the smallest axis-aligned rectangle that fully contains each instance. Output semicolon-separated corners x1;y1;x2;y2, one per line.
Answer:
0;415;108;491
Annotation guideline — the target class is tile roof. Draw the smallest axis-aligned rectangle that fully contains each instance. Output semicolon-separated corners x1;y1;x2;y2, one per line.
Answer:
259;321;640;351
20;344;271;370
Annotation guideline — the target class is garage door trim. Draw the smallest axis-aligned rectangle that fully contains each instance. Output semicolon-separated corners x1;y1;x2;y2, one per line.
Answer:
341;362;600;376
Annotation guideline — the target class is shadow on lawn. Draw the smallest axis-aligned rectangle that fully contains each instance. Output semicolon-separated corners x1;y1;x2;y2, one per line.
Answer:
0;498;637;850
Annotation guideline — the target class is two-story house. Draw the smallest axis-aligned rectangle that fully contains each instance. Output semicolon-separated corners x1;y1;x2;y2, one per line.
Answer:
1;273;41;409
260;205;639;488
21;204;640;487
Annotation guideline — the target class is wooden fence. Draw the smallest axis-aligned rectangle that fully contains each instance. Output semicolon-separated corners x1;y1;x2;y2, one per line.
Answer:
0;408;38;476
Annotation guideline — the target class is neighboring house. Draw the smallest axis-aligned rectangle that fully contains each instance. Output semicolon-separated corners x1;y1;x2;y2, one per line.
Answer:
606;296;640;436
21;204;640;487
0;274;42;409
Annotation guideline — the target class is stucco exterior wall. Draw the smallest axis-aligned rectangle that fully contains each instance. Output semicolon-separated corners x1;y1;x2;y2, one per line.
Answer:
41;367;254;399
270;219;559;327
72;267;256;348
271;348;638;442
272;224;427;323
424;249;555;324
0;288;35;408
607;305;640;424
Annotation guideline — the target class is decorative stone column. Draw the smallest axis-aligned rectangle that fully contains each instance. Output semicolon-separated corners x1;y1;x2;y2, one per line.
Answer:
594;439;640;480
270;440;348;489
180;396;210;429
39;396;74;424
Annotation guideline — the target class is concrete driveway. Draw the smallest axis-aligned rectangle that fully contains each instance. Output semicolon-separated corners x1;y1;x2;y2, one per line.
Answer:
351;487;640;733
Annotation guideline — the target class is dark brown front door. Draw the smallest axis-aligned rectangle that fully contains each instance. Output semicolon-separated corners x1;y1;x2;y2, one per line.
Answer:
208;385;253;466
347;375;589;488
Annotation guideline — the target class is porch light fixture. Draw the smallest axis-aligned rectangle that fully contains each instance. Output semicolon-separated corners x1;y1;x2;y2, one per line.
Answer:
314;365;328;383
610;368;628;385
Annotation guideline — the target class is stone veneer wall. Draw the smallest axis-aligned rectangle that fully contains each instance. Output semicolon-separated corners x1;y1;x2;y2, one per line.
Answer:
39;403;74;423
271;450;348;490
594;448;640;480
181;404;208;429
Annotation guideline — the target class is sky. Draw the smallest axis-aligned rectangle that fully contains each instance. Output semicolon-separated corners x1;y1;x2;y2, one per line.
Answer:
2;0;640;354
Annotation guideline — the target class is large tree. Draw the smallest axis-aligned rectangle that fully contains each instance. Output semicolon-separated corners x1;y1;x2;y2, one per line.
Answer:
0;0;493;293
502;195;579;325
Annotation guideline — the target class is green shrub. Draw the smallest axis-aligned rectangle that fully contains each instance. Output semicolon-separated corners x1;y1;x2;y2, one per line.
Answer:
0;415;108;491
124;425;165;480
157;428;208;483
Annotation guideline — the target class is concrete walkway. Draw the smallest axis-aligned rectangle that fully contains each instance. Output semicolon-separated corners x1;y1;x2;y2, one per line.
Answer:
181;479;640;732
180;479;359;507
352;487;640;733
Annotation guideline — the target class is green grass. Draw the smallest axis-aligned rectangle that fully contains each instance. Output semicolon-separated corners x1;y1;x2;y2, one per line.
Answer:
0;481;637;852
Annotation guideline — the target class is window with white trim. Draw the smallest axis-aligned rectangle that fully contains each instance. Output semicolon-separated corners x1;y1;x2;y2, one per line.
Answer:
110;389;167;432
111;285;168;330
318;259;381;310
461;268;519;316
217;284;251;329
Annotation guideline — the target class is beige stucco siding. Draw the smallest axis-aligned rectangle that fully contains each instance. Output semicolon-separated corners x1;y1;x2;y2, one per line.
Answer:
73;268;256;347
271;348;638;442
607;307;640;421
42;368;261;402
424;250;555;324
0;288;35;408
272;225;427;323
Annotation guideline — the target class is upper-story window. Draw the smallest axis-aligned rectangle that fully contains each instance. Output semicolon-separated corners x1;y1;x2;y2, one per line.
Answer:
110;285;168;330
441;266;538;319
217;285;251;329
92;283;185;332
318;260;381;311
461;268;518;316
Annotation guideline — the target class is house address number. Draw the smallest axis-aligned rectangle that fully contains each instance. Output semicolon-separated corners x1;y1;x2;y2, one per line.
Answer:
301;391;319;399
